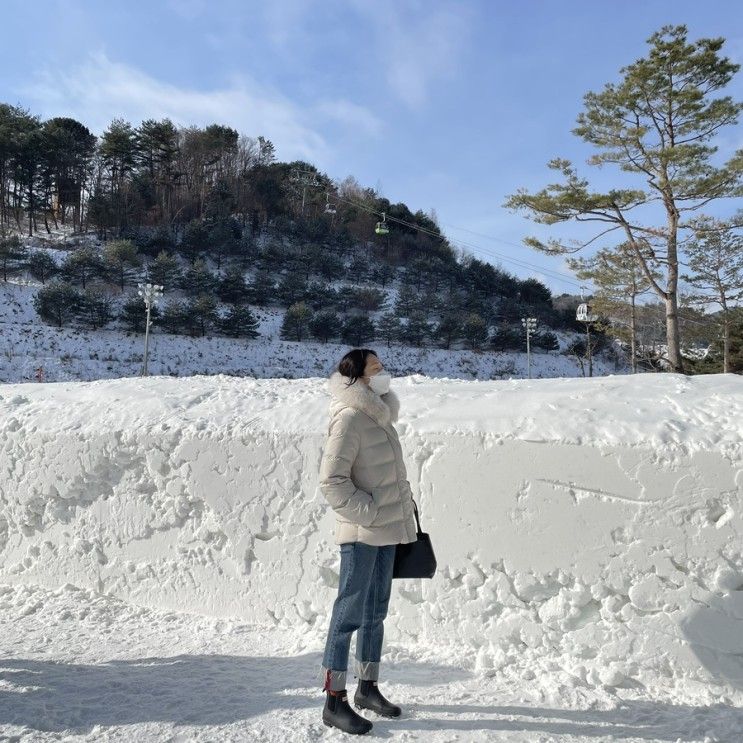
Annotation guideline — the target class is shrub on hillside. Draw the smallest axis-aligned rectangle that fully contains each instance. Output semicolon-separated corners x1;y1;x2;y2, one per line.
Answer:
220;303;260;339
309;309;341;343
33;280;83;328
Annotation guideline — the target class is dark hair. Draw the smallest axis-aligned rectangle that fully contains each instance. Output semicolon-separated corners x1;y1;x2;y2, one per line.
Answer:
337;348;378;386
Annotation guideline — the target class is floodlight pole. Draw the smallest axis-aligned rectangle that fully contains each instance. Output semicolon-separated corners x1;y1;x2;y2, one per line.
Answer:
521;317;537;379
138;282;164;377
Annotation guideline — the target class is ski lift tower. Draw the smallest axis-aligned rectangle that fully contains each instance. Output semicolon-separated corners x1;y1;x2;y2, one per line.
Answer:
289;168;319;216
138;282;164;377
576;289;599;377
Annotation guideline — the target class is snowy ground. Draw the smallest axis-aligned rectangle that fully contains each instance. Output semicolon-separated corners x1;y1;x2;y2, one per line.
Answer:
0;268;622;385
1;372;742;741
2;582;740;742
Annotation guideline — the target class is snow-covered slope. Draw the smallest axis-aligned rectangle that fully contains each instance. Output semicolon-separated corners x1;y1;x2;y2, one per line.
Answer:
1;372;741;710
0;266;623;384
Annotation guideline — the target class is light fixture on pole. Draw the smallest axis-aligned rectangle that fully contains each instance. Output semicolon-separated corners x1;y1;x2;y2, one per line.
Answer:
521;317;537;379
137;282;164;377
576;285;599;377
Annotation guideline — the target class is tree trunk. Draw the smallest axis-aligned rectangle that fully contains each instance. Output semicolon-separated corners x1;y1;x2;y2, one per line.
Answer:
664;203;684;373
28;183;34;237
723;316;730;374
630;294;637;374
664;292;683;373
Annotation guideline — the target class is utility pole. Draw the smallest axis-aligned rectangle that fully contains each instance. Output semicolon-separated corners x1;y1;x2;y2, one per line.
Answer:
521;317;537;379
138;282;163;377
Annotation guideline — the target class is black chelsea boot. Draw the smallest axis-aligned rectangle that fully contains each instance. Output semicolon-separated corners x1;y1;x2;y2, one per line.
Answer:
354;679;402;717
323;689;373;734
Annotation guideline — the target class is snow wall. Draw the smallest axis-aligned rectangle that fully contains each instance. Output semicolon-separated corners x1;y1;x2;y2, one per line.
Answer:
1;373;742;697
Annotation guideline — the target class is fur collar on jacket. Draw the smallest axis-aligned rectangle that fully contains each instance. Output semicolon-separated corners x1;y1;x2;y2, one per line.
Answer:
327;370;400;427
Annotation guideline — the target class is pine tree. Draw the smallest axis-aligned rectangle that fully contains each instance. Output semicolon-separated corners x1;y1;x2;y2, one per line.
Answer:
400;310;431;347
220;303;260;338
97;118;138;237
235;233;258;270
394;283;418;317
257;136;275;165
180;258;217;297
347;253;370;281
180;219;208;264
0;235;28;281
316;251;345;282
158;299;187;334
519;278;552;307
433;312;463;349
304;279;337;311
682;217;743;373
250;268;276;306
309;309;341;343
532;330;560;351
27;249;59;284
276;271;308;306
371;263;395;288
505;25;743;373
147;250;181;291
101;239;142;292
61;246;104;289
218;264;250;304
568;243;658;373
145;225;176;257
340;314;375;346
77;286;113;330
462;312;488;350
187;293;219;337
281;301;312;341
207;217;239;270
491;325;522;351
33;280;82;327
120;293;160;333
351;287;388;313
376;311;402;347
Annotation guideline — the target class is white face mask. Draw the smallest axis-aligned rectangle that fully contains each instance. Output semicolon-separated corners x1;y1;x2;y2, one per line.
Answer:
368;371;392;395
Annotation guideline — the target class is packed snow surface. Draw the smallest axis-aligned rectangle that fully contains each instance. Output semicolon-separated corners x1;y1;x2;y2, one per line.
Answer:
1;372;742;741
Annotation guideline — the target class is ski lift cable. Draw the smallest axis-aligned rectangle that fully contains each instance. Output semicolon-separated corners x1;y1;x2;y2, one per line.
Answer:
442;222;702;271
327;190;705;280
326;191;578;279
344;202;586;287
326;191;586;288
322;191;729;329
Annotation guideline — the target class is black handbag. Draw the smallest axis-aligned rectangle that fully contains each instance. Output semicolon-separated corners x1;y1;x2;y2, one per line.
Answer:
393;500;437;579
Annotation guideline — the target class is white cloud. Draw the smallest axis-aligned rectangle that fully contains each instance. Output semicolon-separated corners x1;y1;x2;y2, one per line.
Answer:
261;0;316;50
242;0;473;110
314;100;383;138
16;49;379;165
352;0;472;109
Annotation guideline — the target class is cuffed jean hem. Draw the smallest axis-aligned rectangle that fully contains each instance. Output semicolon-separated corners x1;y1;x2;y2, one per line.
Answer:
320;666;347;692
353;659;380;681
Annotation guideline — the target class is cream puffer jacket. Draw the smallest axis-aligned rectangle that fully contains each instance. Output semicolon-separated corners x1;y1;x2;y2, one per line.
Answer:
318;371;419;546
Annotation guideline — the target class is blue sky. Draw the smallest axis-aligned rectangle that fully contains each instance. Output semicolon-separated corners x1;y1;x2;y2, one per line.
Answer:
2;0;742;294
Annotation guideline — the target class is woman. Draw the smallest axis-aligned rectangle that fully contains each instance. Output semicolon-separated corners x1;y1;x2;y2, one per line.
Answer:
318;348;418;735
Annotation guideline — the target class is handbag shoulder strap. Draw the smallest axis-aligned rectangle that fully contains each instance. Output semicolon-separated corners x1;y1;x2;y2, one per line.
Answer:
411;498;422;533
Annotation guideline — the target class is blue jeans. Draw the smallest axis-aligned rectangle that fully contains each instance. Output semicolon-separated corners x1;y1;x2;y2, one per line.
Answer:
320;542;396;691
